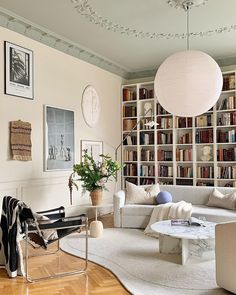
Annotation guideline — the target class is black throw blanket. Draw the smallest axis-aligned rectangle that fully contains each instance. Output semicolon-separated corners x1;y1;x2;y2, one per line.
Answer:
0;196;25;277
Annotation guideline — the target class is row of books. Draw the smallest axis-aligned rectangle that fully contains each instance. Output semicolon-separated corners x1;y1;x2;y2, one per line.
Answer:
157;117;173;129
156;103;170;115
218;166;236;179
217;130;236;143
197;181;214;187
218;96;236;110
123;150;137;161
196;129;213;143
157;132;173;144
176;149;192;162
123;164;137;177
217;147;236;161
123;105;137;117
123;135;137;145
196;166;214;179
222;74;235;91
175;117;192;128
196;114;213;127
123;89;136;101
140;133;154;145
140;118;155;130
141;149;155;161
140;165;155;177
123;119;137;131
217;112;236;126
157;149;173;161
158;165;173;177
140;178;155;185
139;88;154;100
177;166;193;178
178;132;192;144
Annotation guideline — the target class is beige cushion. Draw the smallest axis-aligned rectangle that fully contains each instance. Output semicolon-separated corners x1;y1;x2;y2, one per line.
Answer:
125;181;160;205
207;188;236;210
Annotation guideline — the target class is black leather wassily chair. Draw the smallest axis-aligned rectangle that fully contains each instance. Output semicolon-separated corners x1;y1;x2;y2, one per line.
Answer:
20;205;88;282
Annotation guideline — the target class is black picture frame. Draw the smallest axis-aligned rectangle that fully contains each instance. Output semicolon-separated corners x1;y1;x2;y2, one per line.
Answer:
4;41;34;99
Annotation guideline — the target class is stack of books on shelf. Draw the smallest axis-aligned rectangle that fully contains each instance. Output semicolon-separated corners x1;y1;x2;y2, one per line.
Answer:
218;96;236;110
123;150;137;161
141;149;155;161
123;164;137;176
176;149;192;161
139;88;154;100
123;135;137;145
197;166;214;178
196;129;213;143
218;166;236;179
196;114;213;127
140;133;154;145
217;130;236;143
175;117;192;128
157;149;173;161
156;104;170;115
157;117;173;129
159;165;173;177
176;179;193;185
217;146;236;161
222;75;235;91
123;119;137;131
217;112;236;126
157;132;173;144
177;166;193;178
123;105;137;117
123;89;136;101
140;165;155;177
178;132;192;144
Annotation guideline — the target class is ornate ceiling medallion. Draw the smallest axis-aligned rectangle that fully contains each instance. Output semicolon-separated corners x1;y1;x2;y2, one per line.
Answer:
70;0;236;40
167;0;208;9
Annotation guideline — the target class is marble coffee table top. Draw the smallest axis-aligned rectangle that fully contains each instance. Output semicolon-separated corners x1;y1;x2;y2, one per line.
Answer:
151;220;216;240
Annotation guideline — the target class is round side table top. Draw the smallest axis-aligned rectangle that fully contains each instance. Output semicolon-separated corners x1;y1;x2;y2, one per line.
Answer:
151;220;215;240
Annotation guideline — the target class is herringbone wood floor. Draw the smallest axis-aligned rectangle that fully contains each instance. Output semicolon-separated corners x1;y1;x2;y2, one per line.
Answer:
0;214;130;295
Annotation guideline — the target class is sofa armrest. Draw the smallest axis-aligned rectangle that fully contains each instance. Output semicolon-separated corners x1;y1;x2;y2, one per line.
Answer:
215;222;236;294
113;190;125;228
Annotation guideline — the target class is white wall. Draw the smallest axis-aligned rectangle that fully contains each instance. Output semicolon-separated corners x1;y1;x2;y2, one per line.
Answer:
0;26;122;215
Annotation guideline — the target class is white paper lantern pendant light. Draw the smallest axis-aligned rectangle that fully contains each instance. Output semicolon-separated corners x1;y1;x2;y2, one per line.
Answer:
154;0;223;117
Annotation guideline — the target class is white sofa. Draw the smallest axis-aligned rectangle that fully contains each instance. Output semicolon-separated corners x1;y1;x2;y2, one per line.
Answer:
113;185;236;228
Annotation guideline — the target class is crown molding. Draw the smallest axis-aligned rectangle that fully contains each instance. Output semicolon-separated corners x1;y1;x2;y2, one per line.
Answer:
0;8;130;78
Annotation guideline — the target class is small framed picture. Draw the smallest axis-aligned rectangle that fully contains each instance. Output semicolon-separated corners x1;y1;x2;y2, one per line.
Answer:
44;105;75;171
81;140;103;163
4;41;34;99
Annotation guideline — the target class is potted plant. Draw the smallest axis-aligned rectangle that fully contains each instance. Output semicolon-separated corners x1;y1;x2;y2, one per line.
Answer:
68;150;121;205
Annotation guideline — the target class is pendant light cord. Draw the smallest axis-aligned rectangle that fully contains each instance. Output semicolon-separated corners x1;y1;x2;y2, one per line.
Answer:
187;5;190;50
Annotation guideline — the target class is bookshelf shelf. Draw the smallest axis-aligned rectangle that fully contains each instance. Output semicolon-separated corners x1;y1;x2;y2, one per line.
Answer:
121;71;236;187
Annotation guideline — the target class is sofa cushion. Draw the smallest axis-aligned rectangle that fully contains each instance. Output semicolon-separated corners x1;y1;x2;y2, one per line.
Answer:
206;189;236;210
125;181;160;205
121;204;155;216
192;205;236;222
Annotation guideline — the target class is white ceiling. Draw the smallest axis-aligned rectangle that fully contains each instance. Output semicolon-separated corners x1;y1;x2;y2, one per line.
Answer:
0;0;236;78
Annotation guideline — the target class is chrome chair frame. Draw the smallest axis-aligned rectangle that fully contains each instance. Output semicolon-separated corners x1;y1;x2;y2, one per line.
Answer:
22;207;88;283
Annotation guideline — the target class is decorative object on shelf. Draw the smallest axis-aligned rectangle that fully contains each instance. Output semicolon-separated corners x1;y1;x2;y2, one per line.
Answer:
82;85;100;127
154;1;223;117
10;120;32;161
200;146;212;161
4;41;33;99
68;150;121;205
81;140;103;163
44;105;74;171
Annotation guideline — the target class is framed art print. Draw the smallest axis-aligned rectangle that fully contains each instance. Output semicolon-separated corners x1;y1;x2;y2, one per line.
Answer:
81;140;103;163
44;105;74;171
5;41;34;99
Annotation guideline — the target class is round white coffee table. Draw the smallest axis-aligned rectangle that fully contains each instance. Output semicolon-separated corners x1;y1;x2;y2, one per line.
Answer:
151;220;215;265
80;203;113;238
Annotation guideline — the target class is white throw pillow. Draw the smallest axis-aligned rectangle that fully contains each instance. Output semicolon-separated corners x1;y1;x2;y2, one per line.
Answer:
125;181;160;205
207;188;236;210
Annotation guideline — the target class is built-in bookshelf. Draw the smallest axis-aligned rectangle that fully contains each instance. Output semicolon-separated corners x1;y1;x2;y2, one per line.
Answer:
121;71;236;187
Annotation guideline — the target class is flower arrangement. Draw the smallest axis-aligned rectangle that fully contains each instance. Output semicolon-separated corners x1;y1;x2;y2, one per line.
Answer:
68;150;121;204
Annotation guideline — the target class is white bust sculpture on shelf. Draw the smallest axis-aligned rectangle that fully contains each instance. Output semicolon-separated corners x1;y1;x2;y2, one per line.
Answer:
200;146;212;161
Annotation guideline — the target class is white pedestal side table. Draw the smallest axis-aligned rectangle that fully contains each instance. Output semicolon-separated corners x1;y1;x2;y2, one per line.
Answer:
80;203;113;238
